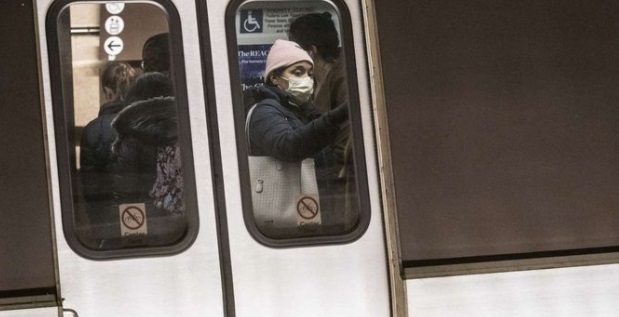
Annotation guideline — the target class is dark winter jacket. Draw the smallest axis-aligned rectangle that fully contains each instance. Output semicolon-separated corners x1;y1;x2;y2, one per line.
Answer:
247;85;348;162
80;100;126;220
111;97;178;209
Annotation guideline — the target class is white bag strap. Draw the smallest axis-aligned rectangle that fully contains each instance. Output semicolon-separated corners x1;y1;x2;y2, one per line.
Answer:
245;99;279;153
245;103;258;149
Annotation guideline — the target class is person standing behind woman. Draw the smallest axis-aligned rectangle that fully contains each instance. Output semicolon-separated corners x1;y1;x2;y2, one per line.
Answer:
80;61;140;227
289;13;355;228
247;39;348;229
141;33;170;74
289;12;347;114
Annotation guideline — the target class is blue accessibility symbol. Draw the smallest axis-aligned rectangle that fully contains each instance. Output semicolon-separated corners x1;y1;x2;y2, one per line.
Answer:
240;10;263;33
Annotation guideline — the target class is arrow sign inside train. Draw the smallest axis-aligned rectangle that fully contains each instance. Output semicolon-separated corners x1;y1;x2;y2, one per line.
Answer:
104;36;124;56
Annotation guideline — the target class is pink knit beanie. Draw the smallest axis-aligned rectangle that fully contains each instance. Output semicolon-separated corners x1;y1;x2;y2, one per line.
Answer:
264;39;314;83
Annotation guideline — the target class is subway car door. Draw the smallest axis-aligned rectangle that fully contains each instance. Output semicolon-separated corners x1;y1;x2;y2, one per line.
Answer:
203;0;392;315
37;0;226;316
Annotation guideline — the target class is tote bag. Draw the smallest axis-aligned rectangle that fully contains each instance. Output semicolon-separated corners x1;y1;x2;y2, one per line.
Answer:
245;103;321;229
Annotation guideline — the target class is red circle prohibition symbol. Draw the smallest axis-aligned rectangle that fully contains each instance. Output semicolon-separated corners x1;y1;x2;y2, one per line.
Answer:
122;206;145;230
297;196;319;220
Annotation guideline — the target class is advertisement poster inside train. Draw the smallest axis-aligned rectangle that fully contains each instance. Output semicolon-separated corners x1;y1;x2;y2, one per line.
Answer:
238;44;271;91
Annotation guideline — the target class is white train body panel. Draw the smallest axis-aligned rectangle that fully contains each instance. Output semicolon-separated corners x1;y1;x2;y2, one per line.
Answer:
204;0;390;315
407;264;619;316
35;0;226;316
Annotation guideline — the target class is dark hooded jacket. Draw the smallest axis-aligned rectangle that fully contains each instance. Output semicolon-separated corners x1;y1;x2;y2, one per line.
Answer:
111;97;178;210
80;100;126;223
247;85;347;162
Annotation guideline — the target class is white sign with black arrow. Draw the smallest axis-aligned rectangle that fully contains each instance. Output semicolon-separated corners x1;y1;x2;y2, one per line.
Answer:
104;36;124;56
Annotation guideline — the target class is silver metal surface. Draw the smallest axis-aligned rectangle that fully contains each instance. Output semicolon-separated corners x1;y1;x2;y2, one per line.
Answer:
207;0;392;315
37;1;225;316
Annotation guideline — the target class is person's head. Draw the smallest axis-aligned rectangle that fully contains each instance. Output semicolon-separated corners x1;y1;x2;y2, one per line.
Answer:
142;33;170;73
101;62;140;102
264;39;315;104
288;12;340;63
124;72;174;104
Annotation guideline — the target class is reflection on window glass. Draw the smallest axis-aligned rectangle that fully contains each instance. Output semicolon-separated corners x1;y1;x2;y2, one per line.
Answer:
57;2;188;251
235;1;360;239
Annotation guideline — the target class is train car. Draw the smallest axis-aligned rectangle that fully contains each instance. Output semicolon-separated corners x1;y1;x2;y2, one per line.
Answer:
3;0;619;316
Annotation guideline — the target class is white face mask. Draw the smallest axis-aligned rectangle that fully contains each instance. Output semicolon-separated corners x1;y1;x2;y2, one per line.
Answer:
282;76;314;104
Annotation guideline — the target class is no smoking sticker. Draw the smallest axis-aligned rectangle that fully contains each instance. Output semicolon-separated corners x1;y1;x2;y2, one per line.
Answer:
296;195;321;226
119;203;148;236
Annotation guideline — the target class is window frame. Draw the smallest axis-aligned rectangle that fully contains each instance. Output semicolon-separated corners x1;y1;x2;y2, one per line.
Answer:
46;0;199;259
225;0;372;247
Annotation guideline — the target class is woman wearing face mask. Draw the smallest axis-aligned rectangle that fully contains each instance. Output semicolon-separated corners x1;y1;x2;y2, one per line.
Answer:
247;39;348;162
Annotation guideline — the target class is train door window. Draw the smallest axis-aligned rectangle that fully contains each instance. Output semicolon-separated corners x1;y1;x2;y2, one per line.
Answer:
47;0;198;258
226;0;370;245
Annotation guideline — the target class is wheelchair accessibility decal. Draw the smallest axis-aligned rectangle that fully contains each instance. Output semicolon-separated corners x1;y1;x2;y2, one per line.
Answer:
241;10;263;33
